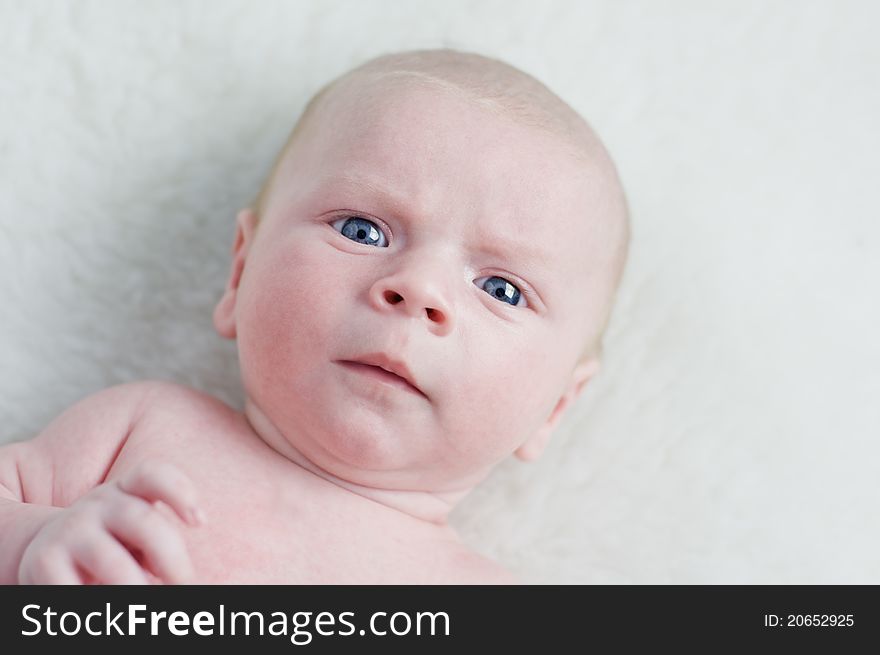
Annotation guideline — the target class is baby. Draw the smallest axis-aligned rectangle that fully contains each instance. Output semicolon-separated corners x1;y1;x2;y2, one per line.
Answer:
0;48;629;584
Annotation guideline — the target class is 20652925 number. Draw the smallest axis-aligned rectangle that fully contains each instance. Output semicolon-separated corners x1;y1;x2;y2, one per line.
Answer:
787;614;854;627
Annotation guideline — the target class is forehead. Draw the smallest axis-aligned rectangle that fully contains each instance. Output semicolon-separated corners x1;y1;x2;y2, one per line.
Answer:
324;82;586;207
287;82;605;259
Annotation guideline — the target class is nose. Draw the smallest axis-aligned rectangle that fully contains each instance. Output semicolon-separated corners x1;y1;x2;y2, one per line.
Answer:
368;254;455;336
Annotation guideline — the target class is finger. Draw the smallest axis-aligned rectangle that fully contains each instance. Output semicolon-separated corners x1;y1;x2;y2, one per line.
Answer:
22;550;83;585
71;532;150;585
105;498;195;585
117;461;204;526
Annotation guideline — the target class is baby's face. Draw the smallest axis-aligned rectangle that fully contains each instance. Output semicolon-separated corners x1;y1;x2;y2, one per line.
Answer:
218;81;616;492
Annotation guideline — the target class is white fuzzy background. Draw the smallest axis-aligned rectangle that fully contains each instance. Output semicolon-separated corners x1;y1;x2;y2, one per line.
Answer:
1;0;878;584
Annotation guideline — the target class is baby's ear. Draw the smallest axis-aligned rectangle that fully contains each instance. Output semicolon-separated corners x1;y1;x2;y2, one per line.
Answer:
213;208;259;339
514;358;600;462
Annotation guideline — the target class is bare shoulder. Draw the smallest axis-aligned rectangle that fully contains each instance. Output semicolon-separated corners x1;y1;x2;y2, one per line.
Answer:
0;379;197;505
135;380;237;418
129;381;245;448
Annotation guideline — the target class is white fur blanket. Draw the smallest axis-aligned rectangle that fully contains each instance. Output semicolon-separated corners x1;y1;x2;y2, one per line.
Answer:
2;0;878;583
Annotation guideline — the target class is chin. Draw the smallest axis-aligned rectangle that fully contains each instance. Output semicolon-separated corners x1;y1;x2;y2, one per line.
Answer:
302;408;417;473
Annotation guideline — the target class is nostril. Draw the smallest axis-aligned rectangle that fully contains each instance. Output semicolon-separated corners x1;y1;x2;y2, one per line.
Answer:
383;290;403;304
426;308;440;321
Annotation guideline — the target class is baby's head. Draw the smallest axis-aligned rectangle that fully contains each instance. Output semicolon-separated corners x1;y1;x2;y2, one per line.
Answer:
214;49;629;494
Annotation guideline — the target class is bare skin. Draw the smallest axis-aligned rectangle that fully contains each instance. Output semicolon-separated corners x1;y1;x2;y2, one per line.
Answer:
6;381;512;584
1;76;625;584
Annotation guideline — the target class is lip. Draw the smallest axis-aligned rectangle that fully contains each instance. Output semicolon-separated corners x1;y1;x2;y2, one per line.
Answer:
337;354;427;399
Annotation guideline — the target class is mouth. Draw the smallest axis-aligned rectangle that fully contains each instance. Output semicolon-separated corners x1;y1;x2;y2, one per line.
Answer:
337;360;427;399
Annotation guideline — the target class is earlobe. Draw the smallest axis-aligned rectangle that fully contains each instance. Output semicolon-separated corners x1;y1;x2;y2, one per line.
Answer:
571;358;600;396
213;208;260;340
514;357;600;462
513;433;547;462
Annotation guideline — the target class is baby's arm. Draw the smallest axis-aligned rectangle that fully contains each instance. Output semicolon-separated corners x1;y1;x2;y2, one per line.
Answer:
0;381;202;584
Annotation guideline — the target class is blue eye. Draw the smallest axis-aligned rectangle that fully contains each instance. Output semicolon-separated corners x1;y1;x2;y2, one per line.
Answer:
477;276;524;307
332;216;388;247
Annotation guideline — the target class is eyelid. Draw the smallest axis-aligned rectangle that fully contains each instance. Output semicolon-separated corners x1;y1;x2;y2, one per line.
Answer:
497;269;545;310
477;271;537;310
329;211;393;245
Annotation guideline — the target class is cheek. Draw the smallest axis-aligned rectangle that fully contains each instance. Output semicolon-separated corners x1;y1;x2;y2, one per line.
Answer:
236;239;347;384
447;333;564;459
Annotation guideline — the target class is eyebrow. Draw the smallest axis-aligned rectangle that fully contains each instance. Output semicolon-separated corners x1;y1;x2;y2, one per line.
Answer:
316;173;553;266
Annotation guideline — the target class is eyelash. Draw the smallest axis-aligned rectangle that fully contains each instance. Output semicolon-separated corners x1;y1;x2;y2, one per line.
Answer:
329;214;531;309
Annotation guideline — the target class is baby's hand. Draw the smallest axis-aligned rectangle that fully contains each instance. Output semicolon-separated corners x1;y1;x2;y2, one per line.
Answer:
18;460;204;585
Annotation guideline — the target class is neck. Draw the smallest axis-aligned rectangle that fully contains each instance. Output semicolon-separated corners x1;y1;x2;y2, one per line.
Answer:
241;398;471;527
